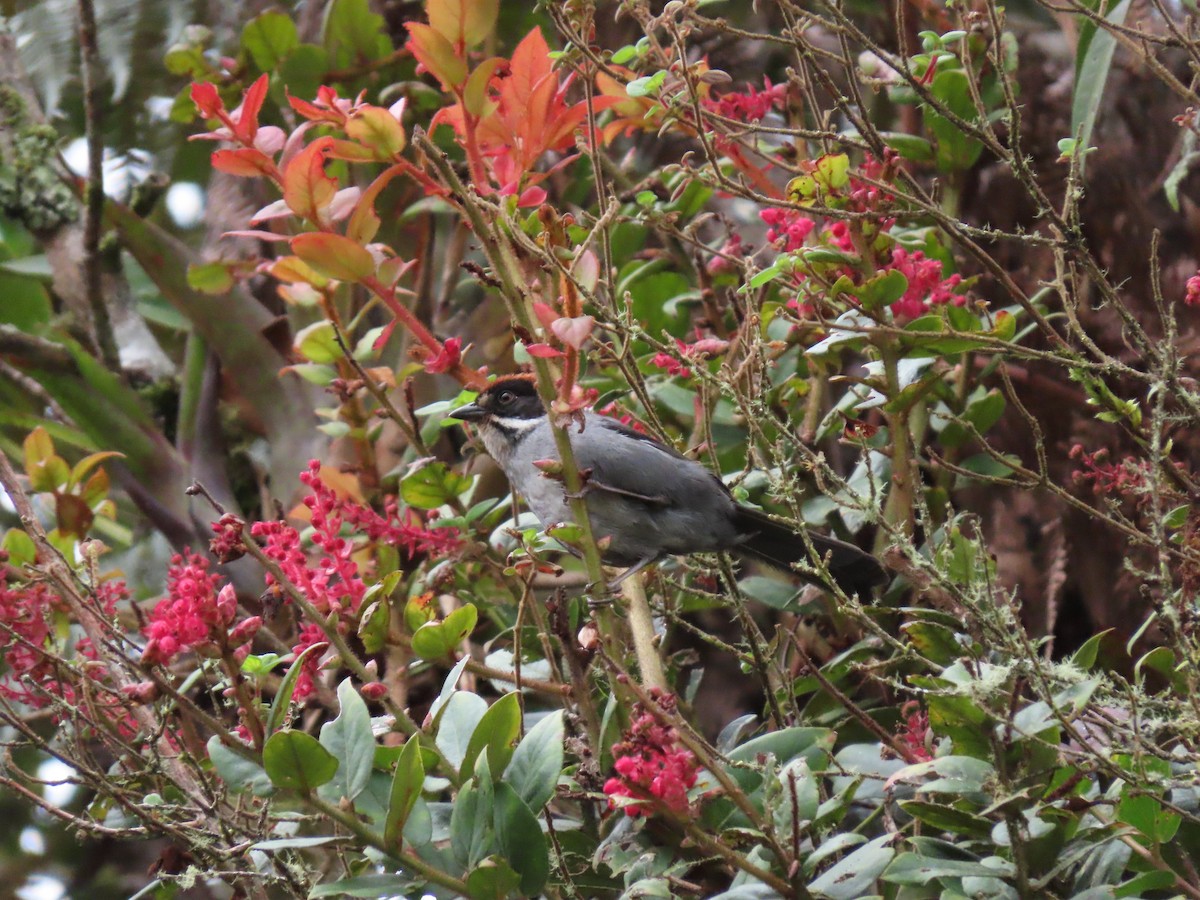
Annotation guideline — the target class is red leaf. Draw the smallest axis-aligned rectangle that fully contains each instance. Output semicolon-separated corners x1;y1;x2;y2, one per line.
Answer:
283;137;337;223
290;232;377;282
288;93;344;124
212;148;277;178
233;73;270;143
532;301;559;330
191;82;225;120
524;343;563;358
517;185;547;207
422;337;463;374
373;321;398;351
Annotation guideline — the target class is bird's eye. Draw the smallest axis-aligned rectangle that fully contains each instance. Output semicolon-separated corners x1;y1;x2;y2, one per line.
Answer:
497;390;515;405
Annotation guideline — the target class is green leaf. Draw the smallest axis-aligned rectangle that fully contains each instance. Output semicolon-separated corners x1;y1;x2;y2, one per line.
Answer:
1;529;36;567
279;44;330;102
939;389;1006;448
726;728;834;792
317;678;375;803
383;737;425;847
1070;629;1113;670
263;731;339;792
747;263;783;289
901;620;962;667
294;321;343;364
1117;790;1181;843
411;604;478;661
242;11;299;72
627;70;667;97
323;0;390;68
206;735;273;797
891;755;995;795
357;597;392;655
504;710;563;812
185;262;235;295
882;852;1015;885
435;690;488;770
460;692;521;782
464;859;522;900
1072;0;1132;178
855;269;909;312
899;800;992;838
879;131;934;161
737;576;800;611
253;836;340;851
925;67;984;172
401;461;473;509
493;782;549;896
450;765;496;868
808;833;897;898
266;641;327;735
308;875;421;898
1115;870;1180;897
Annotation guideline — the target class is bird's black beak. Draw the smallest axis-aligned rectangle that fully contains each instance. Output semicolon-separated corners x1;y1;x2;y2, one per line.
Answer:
449;402;487;422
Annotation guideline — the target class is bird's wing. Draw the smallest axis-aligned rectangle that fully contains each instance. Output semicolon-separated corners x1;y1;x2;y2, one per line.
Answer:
571;415;732;506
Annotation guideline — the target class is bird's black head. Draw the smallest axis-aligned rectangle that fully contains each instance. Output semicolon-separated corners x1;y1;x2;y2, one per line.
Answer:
450;377;545;425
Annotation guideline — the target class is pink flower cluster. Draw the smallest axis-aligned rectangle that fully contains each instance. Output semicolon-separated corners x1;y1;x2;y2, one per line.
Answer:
760;208;816;252
704;78;787;122
1186;273;1200;307
300;461;462;562
1069;445;1148;498
142;553;257;666
886;248;965;321
0;571;127;719
650;335;731;379
603;693;700;817
253;461;461;701
897;700;933;762
0;575;65;706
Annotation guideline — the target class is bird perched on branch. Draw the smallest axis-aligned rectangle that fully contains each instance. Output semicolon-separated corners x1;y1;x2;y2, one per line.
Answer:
451;376;887;596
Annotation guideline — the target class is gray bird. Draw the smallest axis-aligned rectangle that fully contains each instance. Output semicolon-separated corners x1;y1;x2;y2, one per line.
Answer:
450;376;886;596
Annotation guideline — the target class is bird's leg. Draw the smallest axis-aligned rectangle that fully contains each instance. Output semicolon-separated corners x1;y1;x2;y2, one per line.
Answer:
606;555;659;591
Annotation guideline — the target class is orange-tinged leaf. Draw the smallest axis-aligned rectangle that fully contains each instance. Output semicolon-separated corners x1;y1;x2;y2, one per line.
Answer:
80;467;111;508
406;23;468;90
291;232;376;282
267;255;331;288
283;137;338;224
326;139;381;162
428;0;498;48
347;164;404;245
345;106;406;160
212;148;277;178
69;451;124;491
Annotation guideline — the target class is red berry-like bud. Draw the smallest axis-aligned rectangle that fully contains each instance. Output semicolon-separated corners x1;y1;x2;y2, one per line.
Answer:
360;682;388;701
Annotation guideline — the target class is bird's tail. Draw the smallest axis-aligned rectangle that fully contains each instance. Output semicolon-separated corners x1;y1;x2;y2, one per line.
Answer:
733;506;887;597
